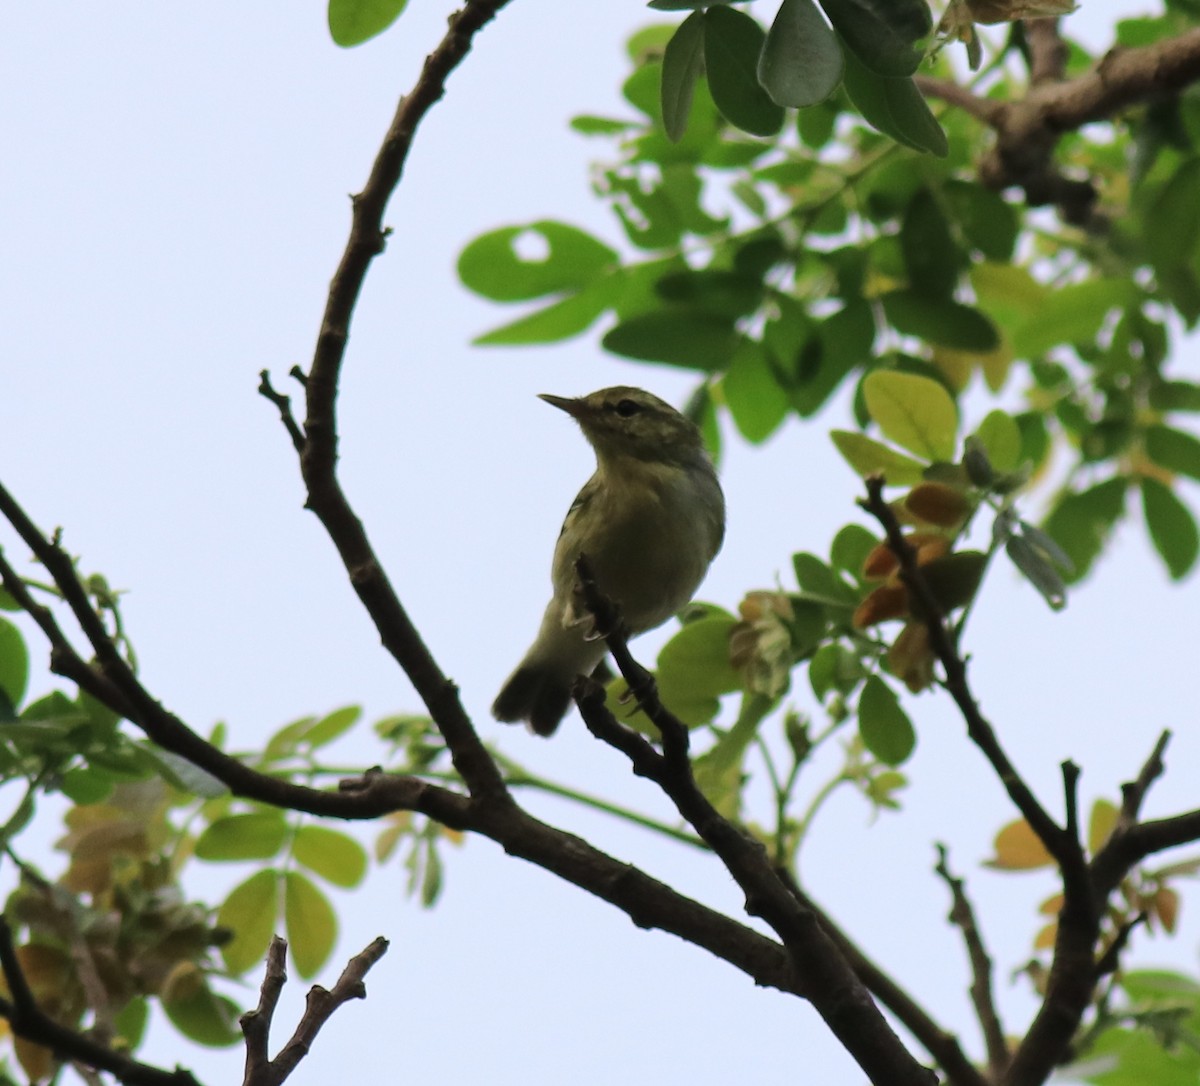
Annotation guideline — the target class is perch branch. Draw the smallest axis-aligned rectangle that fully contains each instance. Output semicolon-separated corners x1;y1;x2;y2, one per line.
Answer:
571;563;937;1086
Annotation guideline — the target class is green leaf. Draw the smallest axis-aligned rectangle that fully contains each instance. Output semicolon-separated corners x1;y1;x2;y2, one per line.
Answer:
1145;156;1200;274
840;47;946;155
830;430;927;484
327;0;409;47
162;980;241;1048
1043;478;1128;583
973;410;1022;475
944;181;1017;262
1006;534;1066;610
304;705;362;749
692;694;774;819
0;617;29;711
723;339;790;443
881;290;999;351
218;870;279;975
656;270;764;317
862;371;958;461
809;643;866;700
971;262;1048;324
293;825;369;889
657;616;741;698
457;222;617;302
474;274;619;346
602;312;739;370
818;0;930;76
830;524;878;578
703;7;785;137
1010;279;1139;358
0;589;19;611
790;300;875;416
1142;478;1199;580
1144;424;1200;481
858;675;916;766
285;872;338;979
138;745;228;799
758;0;844;108
196;812;288;862
114;997;149;1050
59;766;115;805
662;12;706;141
900;189;961;298
793;553;857;605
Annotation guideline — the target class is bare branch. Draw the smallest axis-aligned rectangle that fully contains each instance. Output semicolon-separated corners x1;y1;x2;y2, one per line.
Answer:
914;76;1005;124
571;573;937;1086
926;25;1200;224
257;370;305;453
267;0;516;804
861;478;1108;1086
775;868;987;1086
935;846;1008;1080
242;936;388;1086
860;479;1081;880
1025;17;1068;85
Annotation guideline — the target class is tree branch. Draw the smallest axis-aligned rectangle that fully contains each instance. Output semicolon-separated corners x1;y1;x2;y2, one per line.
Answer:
862;477;1106;1086
242;936;388;1086
860;479;1083;882
925;25;1200;224
571;564;937;1086
259;0;518;804
775;869;987;1086
934;846;1007;1080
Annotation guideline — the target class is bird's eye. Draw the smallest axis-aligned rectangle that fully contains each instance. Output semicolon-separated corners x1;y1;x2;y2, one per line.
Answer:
614;399;641;418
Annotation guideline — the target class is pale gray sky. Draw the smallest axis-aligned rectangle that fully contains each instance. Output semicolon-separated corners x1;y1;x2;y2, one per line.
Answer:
2;2;1198;1084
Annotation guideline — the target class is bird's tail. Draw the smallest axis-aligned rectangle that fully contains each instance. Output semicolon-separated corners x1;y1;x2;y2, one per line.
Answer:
492;666;572;737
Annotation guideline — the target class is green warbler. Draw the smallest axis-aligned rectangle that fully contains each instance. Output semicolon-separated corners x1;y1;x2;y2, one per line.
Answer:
492;386;725;736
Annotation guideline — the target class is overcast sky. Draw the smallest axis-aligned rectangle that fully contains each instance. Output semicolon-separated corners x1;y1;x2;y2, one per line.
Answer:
2;2;1198;1084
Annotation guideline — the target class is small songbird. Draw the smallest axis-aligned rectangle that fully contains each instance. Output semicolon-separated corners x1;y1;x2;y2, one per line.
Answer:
493;386;725;736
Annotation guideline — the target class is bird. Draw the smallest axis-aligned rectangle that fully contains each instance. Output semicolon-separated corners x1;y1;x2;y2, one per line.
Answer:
492;386;725;736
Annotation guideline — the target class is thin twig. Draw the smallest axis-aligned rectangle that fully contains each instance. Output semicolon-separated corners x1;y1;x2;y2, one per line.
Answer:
860;479;1080;879
242;936;389;1086
935;845;1008;1079
1093;914;1146;981
257;371;305;453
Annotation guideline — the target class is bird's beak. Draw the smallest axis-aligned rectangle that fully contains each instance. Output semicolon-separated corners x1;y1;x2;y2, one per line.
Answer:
538;393;584;419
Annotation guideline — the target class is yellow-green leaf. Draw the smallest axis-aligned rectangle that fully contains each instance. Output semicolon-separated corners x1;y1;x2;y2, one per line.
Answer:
985;819;1054;870
973;410;1022;473
293;825;369;889
862;371;958;461
195;812;288;862
285;872;337;979
830;430;926;484
218;870;279;975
